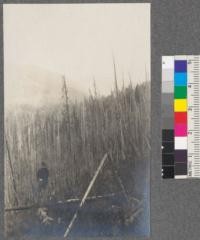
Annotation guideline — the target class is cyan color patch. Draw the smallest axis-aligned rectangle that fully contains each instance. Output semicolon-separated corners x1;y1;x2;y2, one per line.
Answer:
174;72;187;86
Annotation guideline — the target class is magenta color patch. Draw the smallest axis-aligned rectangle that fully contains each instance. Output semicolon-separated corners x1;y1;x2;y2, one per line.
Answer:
175;123;187;136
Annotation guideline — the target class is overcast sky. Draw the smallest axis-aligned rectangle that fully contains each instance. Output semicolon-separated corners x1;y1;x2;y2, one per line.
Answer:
4;3;150;101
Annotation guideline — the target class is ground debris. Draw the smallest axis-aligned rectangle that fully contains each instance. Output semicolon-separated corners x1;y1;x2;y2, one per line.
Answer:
37;207;54;225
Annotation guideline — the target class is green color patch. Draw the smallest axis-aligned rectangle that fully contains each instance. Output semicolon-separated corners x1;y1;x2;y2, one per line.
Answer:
174;86;187;99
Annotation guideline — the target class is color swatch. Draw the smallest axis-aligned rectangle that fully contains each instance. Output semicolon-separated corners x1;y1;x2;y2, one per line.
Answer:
162;56;174;178
174;58;188;179
162;56;200;179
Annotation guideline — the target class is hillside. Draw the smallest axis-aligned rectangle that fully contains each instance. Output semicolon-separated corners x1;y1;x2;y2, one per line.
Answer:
4;65;85;109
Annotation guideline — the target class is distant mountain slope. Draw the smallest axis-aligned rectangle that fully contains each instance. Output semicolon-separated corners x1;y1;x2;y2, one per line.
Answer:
5;65;85;109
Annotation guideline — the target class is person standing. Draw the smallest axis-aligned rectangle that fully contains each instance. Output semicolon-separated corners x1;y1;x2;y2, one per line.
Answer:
37;162;49;203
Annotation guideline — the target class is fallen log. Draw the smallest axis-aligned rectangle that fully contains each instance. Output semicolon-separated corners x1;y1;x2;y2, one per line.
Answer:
63;152;108;238
5;192;120;212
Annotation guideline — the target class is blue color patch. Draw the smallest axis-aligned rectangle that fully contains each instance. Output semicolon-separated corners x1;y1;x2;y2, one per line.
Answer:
174;73;187;86
175;60;187;72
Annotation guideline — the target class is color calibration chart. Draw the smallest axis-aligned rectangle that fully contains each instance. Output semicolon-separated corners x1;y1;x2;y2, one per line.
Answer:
162;56;200;179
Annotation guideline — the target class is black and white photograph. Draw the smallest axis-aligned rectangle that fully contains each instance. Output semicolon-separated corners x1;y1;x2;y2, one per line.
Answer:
4;3;150;239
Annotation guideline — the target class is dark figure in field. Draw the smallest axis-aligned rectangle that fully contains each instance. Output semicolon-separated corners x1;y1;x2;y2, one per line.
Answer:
37;162;49;191
36;163;54;224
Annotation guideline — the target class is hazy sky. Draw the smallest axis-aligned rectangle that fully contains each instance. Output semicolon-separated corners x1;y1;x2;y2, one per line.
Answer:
4;3;150;101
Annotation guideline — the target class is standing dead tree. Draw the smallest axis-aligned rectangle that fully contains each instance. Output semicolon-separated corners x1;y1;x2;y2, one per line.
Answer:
5;135;19;206
62;75;72;154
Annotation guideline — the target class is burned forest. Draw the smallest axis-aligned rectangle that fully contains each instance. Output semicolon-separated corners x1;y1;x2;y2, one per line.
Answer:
5;74;150;238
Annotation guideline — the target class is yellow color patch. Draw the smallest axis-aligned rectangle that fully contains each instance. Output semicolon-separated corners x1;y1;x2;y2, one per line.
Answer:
174;99;187;112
